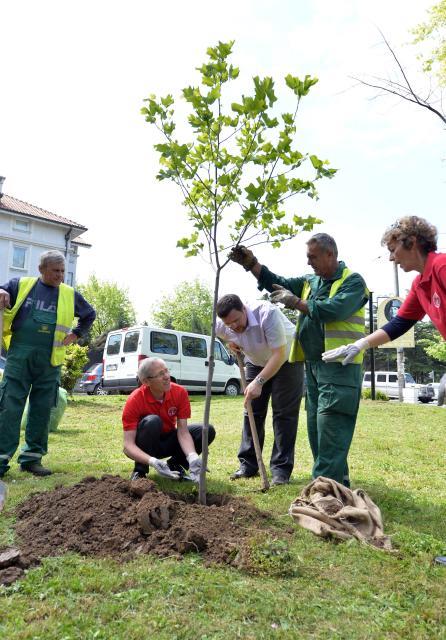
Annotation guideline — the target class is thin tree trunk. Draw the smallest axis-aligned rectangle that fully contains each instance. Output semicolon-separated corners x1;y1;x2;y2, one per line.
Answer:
198;268;221;505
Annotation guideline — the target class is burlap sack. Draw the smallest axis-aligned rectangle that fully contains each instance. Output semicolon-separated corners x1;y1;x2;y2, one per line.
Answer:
289;476;392;550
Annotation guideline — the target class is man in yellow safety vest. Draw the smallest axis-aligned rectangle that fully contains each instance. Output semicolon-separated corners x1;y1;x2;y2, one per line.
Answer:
230;233;369;487
0;250;95;478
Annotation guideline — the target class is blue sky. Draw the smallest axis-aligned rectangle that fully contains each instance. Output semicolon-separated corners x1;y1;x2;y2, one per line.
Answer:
0;0;444;318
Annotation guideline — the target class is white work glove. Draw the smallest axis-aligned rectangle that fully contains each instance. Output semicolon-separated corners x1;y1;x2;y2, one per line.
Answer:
322;337;370;366
187;452;203;483
150;458;180;480
269;284;300;310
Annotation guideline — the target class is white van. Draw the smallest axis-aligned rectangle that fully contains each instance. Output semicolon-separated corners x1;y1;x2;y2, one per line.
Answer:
102;325;241;396
362;371;419;399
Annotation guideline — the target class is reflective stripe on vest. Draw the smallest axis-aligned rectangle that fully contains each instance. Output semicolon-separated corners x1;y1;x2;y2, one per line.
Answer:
289;268;367;364
2;277;75;367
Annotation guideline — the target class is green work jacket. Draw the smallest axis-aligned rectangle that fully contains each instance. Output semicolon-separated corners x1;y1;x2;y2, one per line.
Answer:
258;261;369;384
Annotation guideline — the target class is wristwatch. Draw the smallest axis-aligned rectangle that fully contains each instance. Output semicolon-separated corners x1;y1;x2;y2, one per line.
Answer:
255;376;266;386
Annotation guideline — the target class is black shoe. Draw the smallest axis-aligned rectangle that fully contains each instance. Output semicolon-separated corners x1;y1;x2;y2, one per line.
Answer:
230;468;259;480
20;462;52;477
271;475;289;486
130;471;147;481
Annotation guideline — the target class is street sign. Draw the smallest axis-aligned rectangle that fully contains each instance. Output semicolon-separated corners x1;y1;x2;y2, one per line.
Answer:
377;297;415;348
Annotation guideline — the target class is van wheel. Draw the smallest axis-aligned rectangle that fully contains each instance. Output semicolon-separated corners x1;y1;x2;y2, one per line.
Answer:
93;384;108;396
225;381;240;397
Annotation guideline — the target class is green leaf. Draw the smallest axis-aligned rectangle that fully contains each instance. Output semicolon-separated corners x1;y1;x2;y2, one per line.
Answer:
231;102;245;114
282;112;294;125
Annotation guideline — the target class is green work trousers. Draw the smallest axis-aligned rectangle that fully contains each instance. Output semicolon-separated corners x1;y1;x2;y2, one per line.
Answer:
0;343;60;474
305;361;361;487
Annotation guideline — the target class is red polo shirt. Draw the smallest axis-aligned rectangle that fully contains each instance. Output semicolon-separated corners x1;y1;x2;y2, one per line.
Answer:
397;252;446;339
122;382;191;433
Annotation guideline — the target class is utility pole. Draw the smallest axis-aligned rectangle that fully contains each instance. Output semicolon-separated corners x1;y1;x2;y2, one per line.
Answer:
393;262;404;402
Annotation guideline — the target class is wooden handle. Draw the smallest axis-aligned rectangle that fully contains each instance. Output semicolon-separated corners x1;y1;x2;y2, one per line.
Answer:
236;352;269;491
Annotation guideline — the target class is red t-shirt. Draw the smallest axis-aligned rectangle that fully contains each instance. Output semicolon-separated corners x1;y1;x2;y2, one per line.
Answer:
398;252;446;339
122;382;191;433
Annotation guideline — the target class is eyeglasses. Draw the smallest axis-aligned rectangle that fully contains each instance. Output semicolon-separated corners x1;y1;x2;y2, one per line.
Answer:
147;368;170;379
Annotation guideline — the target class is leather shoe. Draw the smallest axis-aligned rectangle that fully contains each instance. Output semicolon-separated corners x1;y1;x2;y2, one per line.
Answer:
271;475;289;486
20;462;52;477
230;468;259;480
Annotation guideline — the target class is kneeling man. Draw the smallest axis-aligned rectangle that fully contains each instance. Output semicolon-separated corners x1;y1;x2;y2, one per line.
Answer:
122;357;215;482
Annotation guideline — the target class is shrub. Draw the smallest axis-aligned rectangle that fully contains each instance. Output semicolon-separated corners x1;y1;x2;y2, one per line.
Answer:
61;344;89;395
362;388;389;401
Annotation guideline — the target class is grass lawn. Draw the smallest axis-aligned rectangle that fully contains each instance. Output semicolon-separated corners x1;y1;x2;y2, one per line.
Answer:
0;395;445;639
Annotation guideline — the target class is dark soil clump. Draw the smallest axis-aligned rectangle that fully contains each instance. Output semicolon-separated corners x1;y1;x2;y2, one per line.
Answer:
2;475;284;583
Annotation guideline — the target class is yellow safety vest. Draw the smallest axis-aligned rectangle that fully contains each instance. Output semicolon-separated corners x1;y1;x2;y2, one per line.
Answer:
2;277;75;366
289;268;367;364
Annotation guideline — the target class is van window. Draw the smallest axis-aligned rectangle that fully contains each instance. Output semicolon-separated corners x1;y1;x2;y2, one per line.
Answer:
214;341;230;365
123;330;140;353
107;334;122;355
389;374;398;383
182;336;207;358
151;331;178;355
364;373;371;381
377;374;386;382
405;373;416;384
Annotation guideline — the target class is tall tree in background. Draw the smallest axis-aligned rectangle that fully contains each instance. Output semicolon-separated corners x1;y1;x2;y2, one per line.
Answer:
142;41;336;502
412;0;446;85
151;279;213;334
77;275;136;340
353;1;446;126
420;323;446;364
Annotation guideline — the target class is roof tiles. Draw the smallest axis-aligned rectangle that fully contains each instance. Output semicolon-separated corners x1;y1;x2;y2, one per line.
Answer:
0;194;87;230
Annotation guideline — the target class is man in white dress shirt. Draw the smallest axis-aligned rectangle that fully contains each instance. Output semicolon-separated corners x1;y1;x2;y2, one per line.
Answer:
216;294;304;485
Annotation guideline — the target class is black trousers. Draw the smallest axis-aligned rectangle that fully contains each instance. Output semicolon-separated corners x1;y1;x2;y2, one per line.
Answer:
133;415;216;475
238;360;304;479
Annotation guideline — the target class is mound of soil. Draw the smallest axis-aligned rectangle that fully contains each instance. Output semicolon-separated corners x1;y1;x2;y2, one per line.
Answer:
1;475;284;584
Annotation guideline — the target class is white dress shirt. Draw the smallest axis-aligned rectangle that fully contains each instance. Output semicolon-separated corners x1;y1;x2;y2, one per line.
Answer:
216;301;295;367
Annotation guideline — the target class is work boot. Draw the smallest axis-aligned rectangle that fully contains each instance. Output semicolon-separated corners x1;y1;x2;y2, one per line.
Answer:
20;462;52;477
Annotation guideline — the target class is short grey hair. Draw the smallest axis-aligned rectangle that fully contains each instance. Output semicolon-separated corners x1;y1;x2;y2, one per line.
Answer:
39;250;66;269
138;357;166;381
307;233;338;257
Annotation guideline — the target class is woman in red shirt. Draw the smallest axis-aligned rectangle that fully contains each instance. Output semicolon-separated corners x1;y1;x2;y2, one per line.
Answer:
323;215;445;359
322;215;445;565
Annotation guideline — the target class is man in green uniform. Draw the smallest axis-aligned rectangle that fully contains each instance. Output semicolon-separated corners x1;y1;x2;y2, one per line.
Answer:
230;233;369;487
0;250;95;477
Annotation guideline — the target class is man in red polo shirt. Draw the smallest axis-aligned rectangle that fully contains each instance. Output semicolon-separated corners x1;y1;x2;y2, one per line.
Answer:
122;357;215;482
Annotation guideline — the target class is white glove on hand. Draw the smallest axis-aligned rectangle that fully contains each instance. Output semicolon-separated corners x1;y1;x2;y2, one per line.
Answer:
269;284;300;310
322;337;370;366
187;452;203;483
150;458;180;480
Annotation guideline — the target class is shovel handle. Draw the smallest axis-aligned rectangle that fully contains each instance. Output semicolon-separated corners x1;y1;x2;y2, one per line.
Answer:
236;352;269;491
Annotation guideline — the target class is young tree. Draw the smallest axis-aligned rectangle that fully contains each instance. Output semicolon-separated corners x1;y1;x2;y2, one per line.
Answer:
151;279;213;334
77;275;136;340
142;41;336;502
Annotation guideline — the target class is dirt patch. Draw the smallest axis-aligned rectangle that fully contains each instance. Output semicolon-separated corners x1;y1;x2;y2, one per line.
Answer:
1;475;287;584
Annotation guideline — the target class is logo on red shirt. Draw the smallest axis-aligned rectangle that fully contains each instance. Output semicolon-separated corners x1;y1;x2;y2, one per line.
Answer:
168;407;178;417
433;292;441;308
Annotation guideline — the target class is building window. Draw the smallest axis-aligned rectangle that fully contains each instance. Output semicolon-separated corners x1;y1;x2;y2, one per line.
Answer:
11;245;28;270
13;218;31;233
